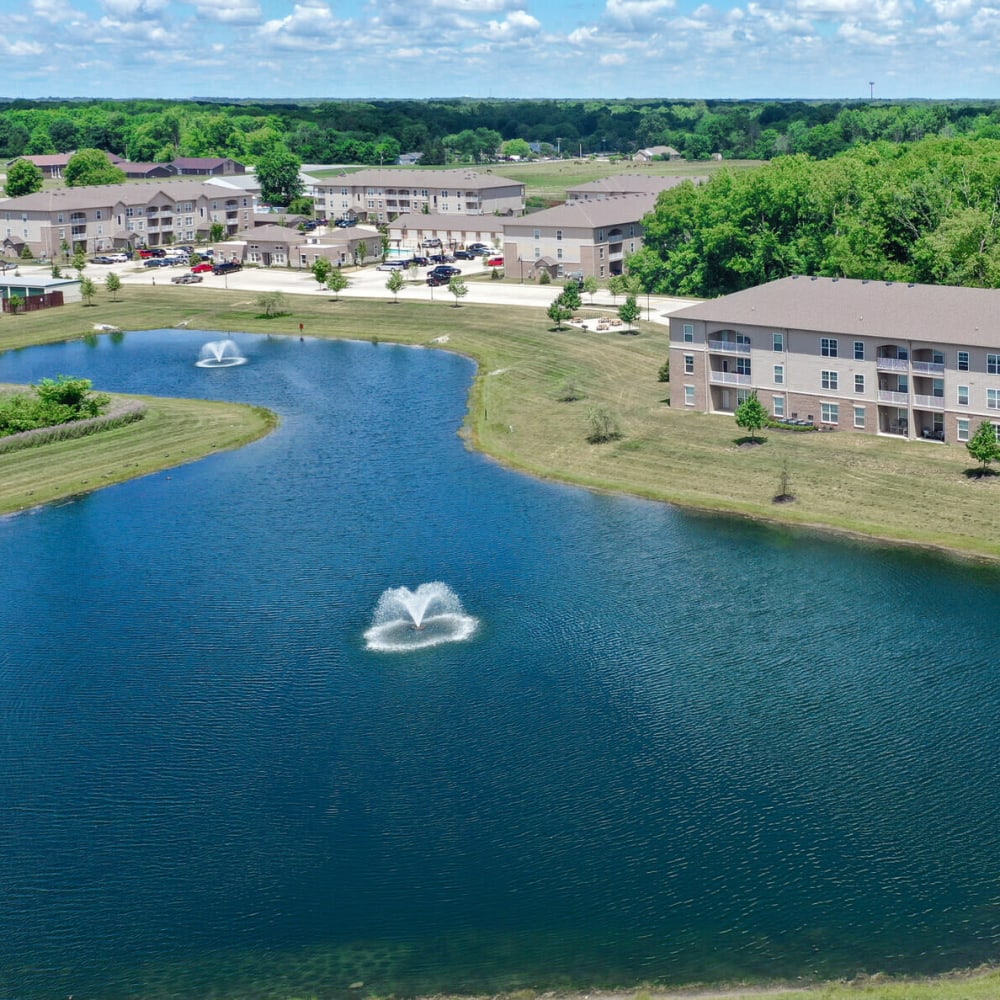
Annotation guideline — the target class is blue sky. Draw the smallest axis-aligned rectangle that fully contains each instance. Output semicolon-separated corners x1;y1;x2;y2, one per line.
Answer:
3;0;998;101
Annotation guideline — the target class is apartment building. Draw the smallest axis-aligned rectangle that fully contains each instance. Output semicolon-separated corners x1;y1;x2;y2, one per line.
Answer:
565;174;705;201
308;168;524;223
0;181;255;257
501;193;657;281
387;213;503;252
669;275;1000;444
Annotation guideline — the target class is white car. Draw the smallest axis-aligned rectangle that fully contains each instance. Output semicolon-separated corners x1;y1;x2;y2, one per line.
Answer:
377;260;408;271
107;253;130;263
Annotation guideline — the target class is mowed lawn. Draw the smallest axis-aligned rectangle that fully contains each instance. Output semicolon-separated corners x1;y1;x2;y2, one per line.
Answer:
2;286;1000;560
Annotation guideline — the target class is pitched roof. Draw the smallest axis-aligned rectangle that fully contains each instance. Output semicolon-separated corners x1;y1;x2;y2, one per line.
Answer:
311;167;520;190
238;224;302;242
568;175;706;197
0;179;217;212
669;275;1000;349
507;193;659;229
172;157;239;169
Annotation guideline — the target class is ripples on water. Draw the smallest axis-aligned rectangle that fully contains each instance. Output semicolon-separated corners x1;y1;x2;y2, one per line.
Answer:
1;331;999;998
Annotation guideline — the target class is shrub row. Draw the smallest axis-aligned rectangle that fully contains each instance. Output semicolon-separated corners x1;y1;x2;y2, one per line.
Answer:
0;400;147;455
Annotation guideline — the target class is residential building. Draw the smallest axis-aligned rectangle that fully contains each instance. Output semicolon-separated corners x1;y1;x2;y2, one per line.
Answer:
501;194;658;281
0;180;255;257
227;224;382;269
387;213;503;252
633;146;682;162
669;275;1000;443
171;157;246;176
308;168;524;224
566;174;706;201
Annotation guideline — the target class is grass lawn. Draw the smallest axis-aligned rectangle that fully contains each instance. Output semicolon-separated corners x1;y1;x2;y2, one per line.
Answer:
2;286;1000;561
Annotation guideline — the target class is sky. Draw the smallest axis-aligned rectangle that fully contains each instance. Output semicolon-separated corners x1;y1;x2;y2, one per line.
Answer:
2;0;999;102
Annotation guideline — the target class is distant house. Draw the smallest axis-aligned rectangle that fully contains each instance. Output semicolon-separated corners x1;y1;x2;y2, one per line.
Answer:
566;174;707;201
397;152;423;166
9;151;123;179
633;146;682;162
119;161;177;179
171;157;246;177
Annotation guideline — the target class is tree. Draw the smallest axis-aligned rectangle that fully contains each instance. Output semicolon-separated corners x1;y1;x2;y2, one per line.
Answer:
448;276;468;307
256;146;303;205
326;270;349;300
72;251;87;279
64;148;126;187
385;268;405;302
618;295;640;330
105;272;122;302
608;274;626;304
560;282;582;312
311;258;333;286
586;405;622;443
33;375;109;418
256;291;287;318
209;222;226;243
7;294;24;315
735;391;769;443
80;277;97;305
583;275;599;303
547;297;573;330
5;158;44;197
966;420;1000;474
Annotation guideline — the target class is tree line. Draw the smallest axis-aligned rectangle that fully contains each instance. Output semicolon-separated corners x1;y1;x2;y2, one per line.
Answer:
628;136;1000;297
6;98;1000;167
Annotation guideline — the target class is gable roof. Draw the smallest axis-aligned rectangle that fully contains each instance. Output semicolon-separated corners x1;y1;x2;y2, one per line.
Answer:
0;179;218;212
669;275;1000;349
567;175;706;197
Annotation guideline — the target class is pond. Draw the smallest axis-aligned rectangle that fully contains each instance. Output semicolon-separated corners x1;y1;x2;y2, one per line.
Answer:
1;330;999;998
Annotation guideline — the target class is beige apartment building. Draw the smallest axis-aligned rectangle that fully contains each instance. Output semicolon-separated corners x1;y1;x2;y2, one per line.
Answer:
308;168;524;223
670;275;1000;444
387;213;503;251
565;174;705;200
1;180;255;257
502;193;657;281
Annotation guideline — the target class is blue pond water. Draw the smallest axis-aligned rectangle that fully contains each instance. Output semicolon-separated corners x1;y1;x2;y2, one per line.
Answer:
1;330;999;999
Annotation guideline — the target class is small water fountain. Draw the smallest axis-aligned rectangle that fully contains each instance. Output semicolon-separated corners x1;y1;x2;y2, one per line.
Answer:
364;582;478;652
196;339;247;367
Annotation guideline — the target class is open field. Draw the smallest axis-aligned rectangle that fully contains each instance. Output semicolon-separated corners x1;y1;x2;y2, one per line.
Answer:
2;287;1000;562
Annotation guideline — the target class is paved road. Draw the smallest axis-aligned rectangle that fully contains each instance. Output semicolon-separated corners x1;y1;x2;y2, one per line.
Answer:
26;255;699;325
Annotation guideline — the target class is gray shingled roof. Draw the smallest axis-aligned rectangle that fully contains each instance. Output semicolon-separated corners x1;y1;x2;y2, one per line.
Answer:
509;193;659;228
311;168;520;188
568;175;706;196
0;180;219;211
670;275;1000;348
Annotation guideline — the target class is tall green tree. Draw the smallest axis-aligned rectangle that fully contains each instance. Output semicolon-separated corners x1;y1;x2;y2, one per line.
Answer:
105;272;122;301
385;268;405;302
5;159;44;197
311;258;333;286
256;146;303;205
326;270;349;300
448;276;468;307
64;148;126;187
547;297;572;330
735;391;769;442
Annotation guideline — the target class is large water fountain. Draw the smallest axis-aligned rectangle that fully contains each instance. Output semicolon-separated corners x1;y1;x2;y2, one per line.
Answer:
196;339;247;367
364;582;478;651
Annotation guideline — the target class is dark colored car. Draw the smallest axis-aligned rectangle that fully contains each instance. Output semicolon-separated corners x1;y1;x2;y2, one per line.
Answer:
89;255;113;264
429;265;460;278
453;249;476;260
335;218;356;228
212;261;242;275
410;256;430;267
428;253;455;264
467;243;491;254
143;258;169;267
426;274;449;287
171;273;203;284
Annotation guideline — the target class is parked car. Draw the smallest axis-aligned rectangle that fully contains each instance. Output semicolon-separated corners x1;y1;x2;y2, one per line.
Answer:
212;261;242;275
410;256;430;267
335;218;356;228
171;273;203;284
162;256;187;265
144;258;169;267
430;265;460;278
428;253;455;264
191;262;214;273
453;249;476;260
421;238;442;248
89;255;113;264
426;274;450;287
486;256;504;267
377;260;408;271
107;253;130;263
467;243;491;254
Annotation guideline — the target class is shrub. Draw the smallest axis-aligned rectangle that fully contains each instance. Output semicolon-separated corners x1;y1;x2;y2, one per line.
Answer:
538;270;551;285
586;405;622;443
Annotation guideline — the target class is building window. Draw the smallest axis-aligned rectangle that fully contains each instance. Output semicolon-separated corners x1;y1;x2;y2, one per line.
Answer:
736;357;751;377
556;230;563;240
990;354;1000;375
989;389;1000;409
684;354;694;375
597;230;605;241
821;370;838;391
821;337;838;357
854;341;864;360
684;385;695;406
773;395;785;418
556;248;563;259
599;266;605;277
533;228;540;239
821;402;839;424
854;406;866;428
683;323;694;343
772;332;783;352
958;351;970;371
958;385;969;406
534;247;541;258
855;374;865;393
736;388;751;406
957;418;970;442
598;247;604;259
773;364;784;384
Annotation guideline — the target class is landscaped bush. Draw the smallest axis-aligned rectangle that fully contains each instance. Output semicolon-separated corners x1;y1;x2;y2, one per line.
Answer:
0;375;112;437
0;399;146;454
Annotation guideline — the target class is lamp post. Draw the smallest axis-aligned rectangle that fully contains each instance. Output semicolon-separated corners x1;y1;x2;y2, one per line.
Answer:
519;257;524;284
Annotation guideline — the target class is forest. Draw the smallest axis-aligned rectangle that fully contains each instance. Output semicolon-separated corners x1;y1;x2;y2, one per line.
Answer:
628;137;1000;296
5;97;1000;165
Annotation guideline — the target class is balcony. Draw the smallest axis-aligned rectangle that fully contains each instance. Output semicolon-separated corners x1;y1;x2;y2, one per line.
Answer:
709;339;751;354
709;371;751;386
912;360;945;375
913;394;945;410
878;389;909;404
876;356;908;371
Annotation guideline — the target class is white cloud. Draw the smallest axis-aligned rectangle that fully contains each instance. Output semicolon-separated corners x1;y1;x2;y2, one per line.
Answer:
605;0;675;28
29;0;79;24
0;37;46;55
600;51;629;64
483;9;541;40
258;0;348;46
190;0;262;25
100;0;169;16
